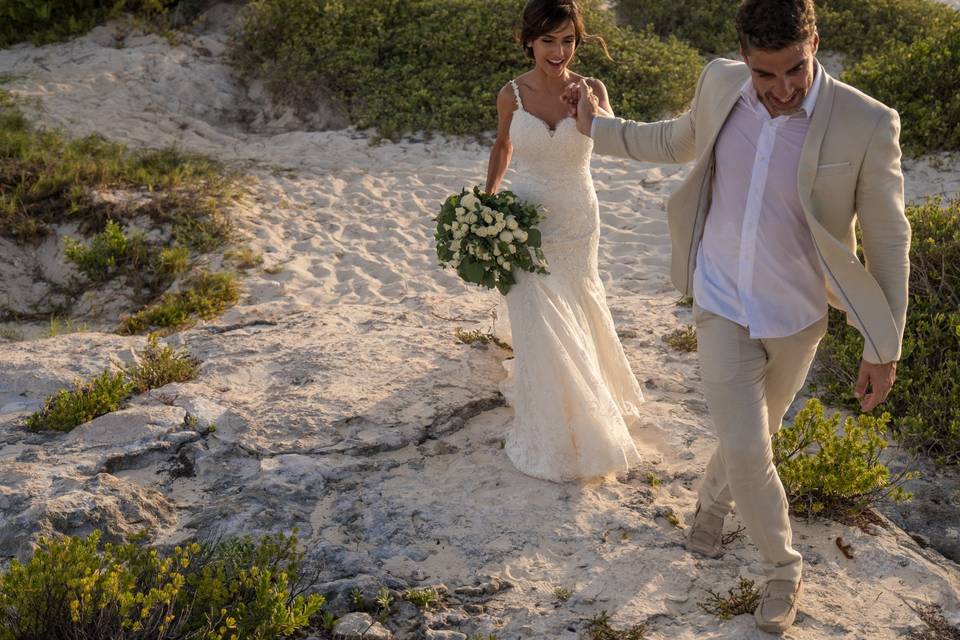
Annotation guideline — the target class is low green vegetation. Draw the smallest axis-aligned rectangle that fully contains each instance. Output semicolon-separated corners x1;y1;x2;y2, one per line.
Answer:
842;24;960;154
124;333;200;393
118;270;240;334
25;334;199;431
0;530;323;640
615;0;960;154
229;0;701;140
662;325;697;352
553;586;572;602
584;610;646;640
403;587;441;610
814;198;960;465
773;399;917;518
455;327;511;350
697;578;761;620
0;0;206;48
24;370;133;432
616;0;737;55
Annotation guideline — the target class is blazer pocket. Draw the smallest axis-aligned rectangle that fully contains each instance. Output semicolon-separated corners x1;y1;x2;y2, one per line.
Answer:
817;161;853;176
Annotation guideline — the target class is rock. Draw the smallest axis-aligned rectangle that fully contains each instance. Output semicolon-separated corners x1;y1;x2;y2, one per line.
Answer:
65;405;187;448
331;612;392;639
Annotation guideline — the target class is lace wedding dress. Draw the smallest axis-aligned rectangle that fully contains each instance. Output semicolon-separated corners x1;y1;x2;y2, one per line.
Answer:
493;79;646;482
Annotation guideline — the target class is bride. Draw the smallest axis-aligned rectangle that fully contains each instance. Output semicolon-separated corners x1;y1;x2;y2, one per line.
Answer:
484;0;647;482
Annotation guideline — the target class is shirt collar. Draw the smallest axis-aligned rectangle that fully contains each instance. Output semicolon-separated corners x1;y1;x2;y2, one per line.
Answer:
739;59;823;119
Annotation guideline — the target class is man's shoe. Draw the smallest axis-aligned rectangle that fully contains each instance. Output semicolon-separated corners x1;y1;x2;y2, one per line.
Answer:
685;502;724;558
754;579;802;633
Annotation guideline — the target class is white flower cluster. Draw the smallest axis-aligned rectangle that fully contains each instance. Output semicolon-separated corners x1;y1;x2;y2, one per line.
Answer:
441;191;529;271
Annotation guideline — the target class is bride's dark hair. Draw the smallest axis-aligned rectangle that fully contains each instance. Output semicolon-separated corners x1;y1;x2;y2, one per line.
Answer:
517;0;612;60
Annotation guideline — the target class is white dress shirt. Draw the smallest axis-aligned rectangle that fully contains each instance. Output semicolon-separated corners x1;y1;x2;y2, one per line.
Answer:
692;64;827;338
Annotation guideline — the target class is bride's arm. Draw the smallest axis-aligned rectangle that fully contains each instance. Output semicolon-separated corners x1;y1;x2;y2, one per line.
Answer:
485;85;516;194
585;78;614;117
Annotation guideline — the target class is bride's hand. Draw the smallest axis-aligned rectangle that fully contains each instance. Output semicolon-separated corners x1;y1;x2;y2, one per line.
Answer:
562;82;580;117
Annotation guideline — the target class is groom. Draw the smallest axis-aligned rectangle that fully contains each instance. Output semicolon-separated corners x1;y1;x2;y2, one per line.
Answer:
566;0;910;633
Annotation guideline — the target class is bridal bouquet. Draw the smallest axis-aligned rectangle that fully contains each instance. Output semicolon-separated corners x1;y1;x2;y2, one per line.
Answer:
434;186;548;294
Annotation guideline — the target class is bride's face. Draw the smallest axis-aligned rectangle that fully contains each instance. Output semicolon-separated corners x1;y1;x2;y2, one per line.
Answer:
528;21;577;77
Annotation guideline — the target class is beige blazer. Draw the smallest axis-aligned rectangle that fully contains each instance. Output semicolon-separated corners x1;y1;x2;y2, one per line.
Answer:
593;58;911;364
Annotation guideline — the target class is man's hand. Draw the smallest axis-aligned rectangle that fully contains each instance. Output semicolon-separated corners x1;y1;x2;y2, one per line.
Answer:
854;360;897;412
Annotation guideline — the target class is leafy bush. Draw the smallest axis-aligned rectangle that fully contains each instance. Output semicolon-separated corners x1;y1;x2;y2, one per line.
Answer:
614;0;960;154
584;610;646;640
118;270;240;334
0;91;234;246
0;0;176;48
817;0;959;59
697;578;761;620
814;198;960;464
123;333;199;393
0;530;324;640
615;0;737;55
64;219;150;281
229;0;702;139
25;334;199;431
773;399;916;517
662;325;697;352
842;24;960;154
24;369;133;431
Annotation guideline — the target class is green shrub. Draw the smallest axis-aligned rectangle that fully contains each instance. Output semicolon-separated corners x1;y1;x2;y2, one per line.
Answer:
64;219;150;281
817;0;959;59
25;369;133;431
26;334;200;431
229;0;702;139
0;92;234;246
842;24;960;154
123;333;199;393
584;610;646;640
616;0;960;57
614;0;960;154
662;324;697;352
0;530;324;640
118;270;240;334
697;578;761;620
615;0;737;54
0;0;176;48
773;399;916;518
814;198;960;464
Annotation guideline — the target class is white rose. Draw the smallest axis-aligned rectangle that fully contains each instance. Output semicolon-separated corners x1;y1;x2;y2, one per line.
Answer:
507;217;519;230
499;231;514;243
450;239;461;251
496;256;504;265
483;214;493;224
515;229;528;243
509;244;517;254
461;193;479;210
455;206;466;217
467;213;478;224
493;246;501;256
495;211;505;221
503;261;512;270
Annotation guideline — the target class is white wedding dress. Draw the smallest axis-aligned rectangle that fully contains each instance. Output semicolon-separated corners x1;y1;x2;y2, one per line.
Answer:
493;79;646;482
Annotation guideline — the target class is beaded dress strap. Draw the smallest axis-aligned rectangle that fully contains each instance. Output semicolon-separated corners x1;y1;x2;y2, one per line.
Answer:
508;79;524;110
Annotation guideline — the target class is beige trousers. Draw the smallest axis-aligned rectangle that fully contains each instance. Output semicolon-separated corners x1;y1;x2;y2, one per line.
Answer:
693;303;828;583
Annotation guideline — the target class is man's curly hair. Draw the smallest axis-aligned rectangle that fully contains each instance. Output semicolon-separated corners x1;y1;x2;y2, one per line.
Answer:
736;0;817;52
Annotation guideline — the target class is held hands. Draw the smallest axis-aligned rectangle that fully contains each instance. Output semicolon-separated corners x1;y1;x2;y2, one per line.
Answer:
561;79;612;137
854;360;897;412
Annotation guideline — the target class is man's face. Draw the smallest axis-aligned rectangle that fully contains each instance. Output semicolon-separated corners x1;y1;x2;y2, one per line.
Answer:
742;33;819;117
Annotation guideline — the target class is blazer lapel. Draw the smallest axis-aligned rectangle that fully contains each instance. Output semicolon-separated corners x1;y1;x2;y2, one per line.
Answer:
798;65;835;219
